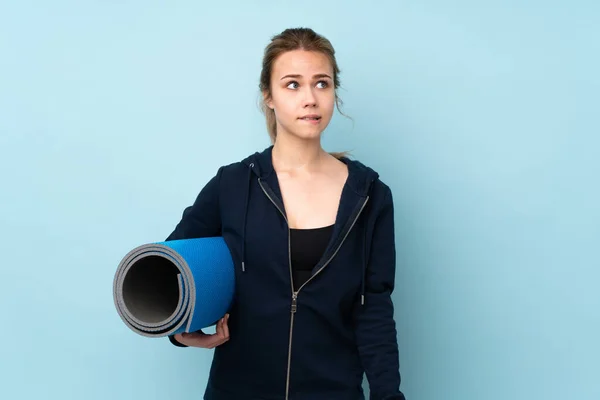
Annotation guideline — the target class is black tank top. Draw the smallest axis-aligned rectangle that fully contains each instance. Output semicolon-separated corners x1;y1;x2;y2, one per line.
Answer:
290;224;334;291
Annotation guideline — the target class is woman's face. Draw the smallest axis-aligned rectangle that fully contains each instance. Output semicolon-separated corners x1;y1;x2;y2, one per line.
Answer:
266;50;336;142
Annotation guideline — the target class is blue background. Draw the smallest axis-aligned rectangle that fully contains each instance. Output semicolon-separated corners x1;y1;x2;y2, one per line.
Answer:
1;1;598;399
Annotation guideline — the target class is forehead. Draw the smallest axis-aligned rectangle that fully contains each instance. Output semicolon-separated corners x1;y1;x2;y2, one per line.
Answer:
272;50;333;78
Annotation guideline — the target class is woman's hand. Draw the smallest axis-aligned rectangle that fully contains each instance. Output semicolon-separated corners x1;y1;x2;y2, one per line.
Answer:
174;314;230;348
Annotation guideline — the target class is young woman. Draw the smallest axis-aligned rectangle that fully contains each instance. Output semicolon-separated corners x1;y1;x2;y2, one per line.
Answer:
166;27;406;400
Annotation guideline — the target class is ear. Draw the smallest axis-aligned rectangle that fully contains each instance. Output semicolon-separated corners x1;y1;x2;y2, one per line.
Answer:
262;91;274;109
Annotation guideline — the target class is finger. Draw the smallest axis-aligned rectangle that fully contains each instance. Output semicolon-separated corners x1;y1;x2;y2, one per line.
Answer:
189;332;219;348
206;318;229;348
181;325;228;348
222;314;230;339
216;317;225;339
206;332;229;349
208;335;229;349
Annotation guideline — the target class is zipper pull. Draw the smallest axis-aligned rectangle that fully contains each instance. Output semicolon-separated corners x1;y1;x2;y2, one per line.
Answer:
291;292;298;313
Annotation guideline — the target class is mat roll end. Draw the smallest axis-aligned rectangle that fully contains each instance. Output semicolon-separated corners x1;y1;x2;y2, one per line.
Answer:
113;237;235;338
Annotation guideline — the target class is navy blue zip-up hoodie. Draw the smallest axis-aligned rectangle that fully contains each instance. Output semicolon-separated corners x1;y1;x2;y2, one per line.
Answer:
166;146;405;400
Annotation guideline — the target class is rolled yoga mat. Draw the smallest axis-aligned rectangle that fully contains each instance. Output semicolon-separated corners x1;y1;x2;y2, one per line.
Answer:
113;237;235;337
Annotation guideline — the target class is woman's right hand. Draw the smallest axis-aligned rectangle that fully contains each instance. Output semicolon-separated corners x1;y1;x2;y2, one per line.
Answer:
174;314;230;348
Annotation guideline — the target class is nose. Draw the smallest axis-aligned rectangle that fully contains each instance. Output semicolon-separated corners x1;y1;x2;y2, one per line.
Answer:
302;87;317;108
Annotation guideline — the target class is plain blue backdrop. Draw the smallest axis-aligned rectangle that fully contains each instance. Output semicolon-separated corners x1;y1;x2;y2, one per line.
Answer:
1;1;598;399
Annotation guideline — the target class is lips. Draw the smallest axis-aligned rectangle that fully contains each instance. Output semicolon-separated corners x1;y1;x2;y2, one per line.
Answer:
299;115;321;121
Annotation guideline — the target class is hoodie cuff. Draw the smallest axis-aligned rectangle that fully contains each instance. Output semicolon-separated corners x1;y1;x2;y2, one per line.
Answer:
168;334;188;347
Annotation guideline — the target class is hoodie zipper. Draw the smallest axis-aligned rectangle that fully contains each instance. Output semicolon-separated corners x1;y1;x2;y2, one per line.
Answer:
258;178;369;400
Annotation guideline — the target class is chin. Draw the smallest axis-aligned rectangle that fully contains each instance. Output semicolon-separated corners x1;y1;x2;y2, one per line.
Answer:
294;129;324;141
277;118;330;141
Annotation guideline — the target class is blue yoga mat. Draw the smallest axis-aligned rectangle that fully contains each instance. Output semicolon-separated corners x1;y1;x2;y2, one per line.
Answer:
113;237;235;337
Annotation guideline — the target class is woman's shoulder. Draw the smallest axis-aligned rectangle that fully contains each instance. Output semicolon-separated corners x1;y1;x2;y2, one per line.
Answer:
340;156;393;200
216;146;271;174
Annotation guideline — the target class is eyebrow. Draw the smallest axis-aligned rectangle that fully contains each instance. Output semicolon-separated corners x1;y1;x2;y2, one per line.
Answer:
280;73;332;80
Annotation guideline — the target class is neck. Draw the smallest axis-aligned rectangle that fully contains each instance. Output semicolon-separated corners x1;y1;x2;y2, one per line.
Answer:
271;133;326;173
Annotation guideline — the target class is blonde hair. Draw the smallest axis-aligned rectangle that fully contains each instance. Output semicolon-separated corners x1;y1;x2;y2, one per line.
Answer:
258;27;351;159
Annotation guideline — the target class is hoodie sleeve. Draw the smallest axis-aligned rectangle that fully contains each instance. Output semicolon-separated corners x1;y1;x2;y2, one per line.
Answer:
165;167;223;347
165;166;223;242
352;185;406;400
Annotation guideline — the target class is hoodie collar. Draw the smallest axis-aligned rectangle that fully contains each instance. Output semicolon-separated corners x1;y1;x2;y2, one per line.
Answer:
242;145;379;197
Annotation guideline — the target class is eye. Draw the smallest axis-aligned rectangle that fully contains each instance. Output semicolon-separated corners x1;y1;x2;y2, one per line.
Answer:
286;81;299;89
316;80;329;89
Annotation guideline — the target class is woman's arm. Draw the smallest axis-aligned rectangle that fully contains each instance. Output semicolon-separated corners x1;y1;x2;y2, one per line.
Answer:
165;166;227;347
353;185;406;400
